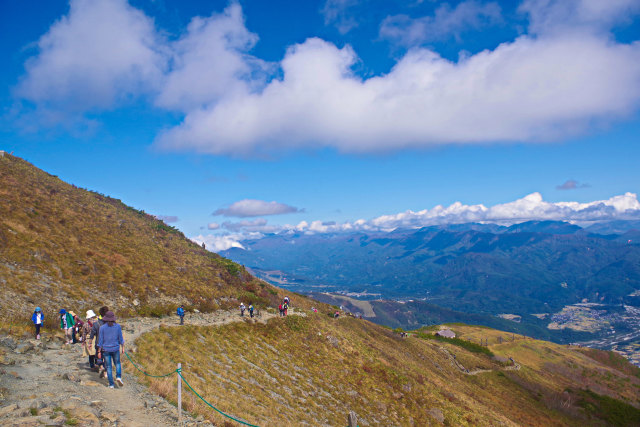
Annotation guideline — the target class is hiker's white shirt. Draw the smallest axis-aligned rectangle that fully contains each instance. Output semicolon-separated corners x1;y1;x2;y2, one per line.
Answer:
35;313;42;324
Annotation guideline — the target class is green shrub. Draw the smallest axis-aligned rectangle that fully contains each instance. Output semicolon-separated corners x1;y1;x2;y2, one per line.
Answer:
416;332;494;356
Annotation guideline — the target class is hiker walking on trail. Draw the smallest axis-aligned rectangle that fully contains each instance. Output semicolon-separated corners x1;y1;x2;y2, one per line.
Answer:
278;303;284;317
249;304;254;318
31;307;43;340
90;306;109;376
82;310;97;369
240;303;246;317
59;309;75;345
97;311;125;389
177;305;185;325
283;301;289;316
69;311;83;344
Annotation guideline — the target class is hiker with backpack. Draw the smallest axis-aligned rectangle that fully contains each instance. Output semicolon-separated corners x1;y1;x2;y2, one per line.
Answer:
59;309;75;345
283;301;289;316
97;311;125;389
177;305;185;325
31;307;43;340
249;304;254;318
90;306;109;376
82;310;97;369
278;303;283;317
239;303;246;317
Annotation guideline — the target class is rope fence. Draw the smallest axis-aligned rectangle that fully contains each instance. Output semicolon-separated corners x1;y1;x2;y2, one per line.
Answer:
124;351;259;426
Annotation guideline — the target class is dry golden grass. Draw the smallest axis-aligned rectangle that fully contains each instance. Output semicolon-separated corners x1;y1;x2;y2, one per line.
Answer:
0;154;287;321
130;314;640;426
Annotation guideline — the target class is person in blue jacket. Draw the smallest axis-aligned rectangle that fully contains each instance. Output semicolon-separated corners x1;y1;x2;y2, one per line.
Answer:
31;307;44;339
177;305;185;325
97;311;125;389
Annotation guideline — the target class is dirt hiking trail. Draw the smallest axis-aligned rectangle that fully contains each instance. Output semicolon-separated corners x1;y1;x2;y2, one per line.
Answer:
0;309;287;426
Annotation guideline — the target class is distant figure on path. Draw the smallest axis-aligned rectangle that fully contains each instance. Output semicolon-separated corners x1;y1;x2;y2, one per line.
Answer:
31;307;43;339
59;309;75;345
97;311;125;389
82;310;97;369
283;302;289;316
240;303;246;317
284;296;290;306
334;311;340;318
249;304;254;318
177;305;185;325
279;303;284;316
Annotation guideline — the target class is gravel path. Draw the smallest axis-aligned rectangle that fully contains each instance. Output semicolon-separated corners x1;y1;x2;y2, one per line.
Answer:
0;309;287;426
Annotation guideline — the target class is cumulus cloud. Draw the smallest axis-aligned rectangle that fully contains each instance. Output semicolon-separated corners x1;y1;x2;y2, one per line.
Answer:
14;0;640;155
207;222;220;230
321;0;360;34
155;3;266;111
16;0;163;115
155;215;179;223
556;179;590;190
380;1;502;46
213;199;302;217
198;192;640;252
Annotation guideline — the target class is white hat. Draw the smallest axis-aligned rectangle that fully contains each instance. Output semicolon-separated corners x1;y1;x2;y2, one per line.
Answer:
86;310;97;319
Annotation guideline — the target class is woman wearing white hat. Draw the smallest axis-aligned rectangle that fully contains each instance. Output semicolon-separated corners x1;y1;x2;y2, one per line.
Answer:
82;310;98;370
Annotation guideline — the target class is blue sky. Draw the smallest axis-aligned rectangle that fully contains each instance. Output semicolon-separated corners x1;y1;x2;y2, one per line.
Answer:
1;0;640;250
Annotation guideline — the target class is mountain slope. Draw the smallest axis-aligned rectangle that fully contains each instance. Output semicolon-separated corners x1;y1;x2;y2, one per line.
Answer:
222;224;640;315
134;312;640;426
0;153;285;320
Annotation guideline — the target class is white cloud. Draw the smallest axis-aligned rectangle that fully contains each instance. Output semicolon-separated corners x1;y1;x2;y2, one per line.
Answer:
520;0;640;35
213;199;301;217
198;192;640;252
191;234;245;252
220;218;282;233
207;222;220;230
16;0;163;114
155;3;266;111
380;1;502;46
321;0;360;34
14;1;640;155
156;33;640;154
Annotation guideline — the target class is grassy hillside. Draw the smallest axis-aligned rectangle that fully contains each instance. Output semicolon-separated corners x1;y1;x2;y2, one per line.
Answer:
0;153;289;321
132;311;640;426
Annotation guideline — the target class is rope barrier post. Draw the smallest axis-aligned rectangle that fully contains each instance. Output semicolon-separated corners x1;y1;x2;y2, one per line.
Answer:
348;411;358;427
178;363;182;426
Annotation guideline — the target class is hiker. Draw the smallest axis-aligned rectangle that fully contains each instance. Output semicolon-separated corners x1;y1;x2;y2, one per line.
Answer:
283;302;289;316
334;311;340;318
59;309;75;344
177;305;185;325
90;306;109;377
239;303;246;317
248;304;254;318
31;307;43;339
97;311;125;389
69;311;84;344
284;296;290;306
278;303;283;317
82;310;97;369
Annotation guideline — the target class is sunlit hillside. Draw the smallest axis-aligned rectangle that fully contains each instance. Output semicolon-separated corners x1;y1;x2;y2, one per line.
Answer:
0;153;287;321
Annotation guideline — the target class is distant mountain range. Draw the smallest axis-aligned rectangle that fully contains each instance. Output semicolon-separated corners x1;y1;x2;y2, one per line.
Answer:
222;220;640;317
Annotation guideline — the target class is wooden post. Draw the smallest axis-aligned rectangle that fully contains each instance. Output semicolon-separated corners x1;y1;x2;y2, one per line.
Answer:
178;363;182;426
348;411;358;427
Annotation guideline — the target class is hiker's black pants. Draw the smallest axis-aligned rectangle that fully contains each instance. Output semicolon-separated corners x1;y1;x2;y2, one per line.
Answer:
35;324;41;337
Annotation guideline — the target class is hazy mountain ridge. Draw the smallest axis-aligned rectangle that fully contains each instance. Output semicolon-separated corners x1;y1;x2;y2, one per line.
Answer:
223;221;640;316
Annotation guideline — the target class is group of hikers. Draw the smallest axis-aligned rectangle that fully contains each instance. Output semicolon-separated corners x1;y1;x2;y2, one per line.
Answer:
278;296;290;316
239;302;255;318
31;306;125;389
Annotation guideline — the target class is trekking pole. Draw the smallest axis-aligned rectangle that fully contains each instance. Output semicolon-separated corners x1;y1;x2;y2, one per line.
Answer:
178;363;182;425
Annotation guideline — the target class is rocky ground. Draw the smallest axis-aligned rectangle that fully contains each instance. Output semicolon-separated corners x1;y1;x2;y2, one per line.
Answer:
0;309;288;426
